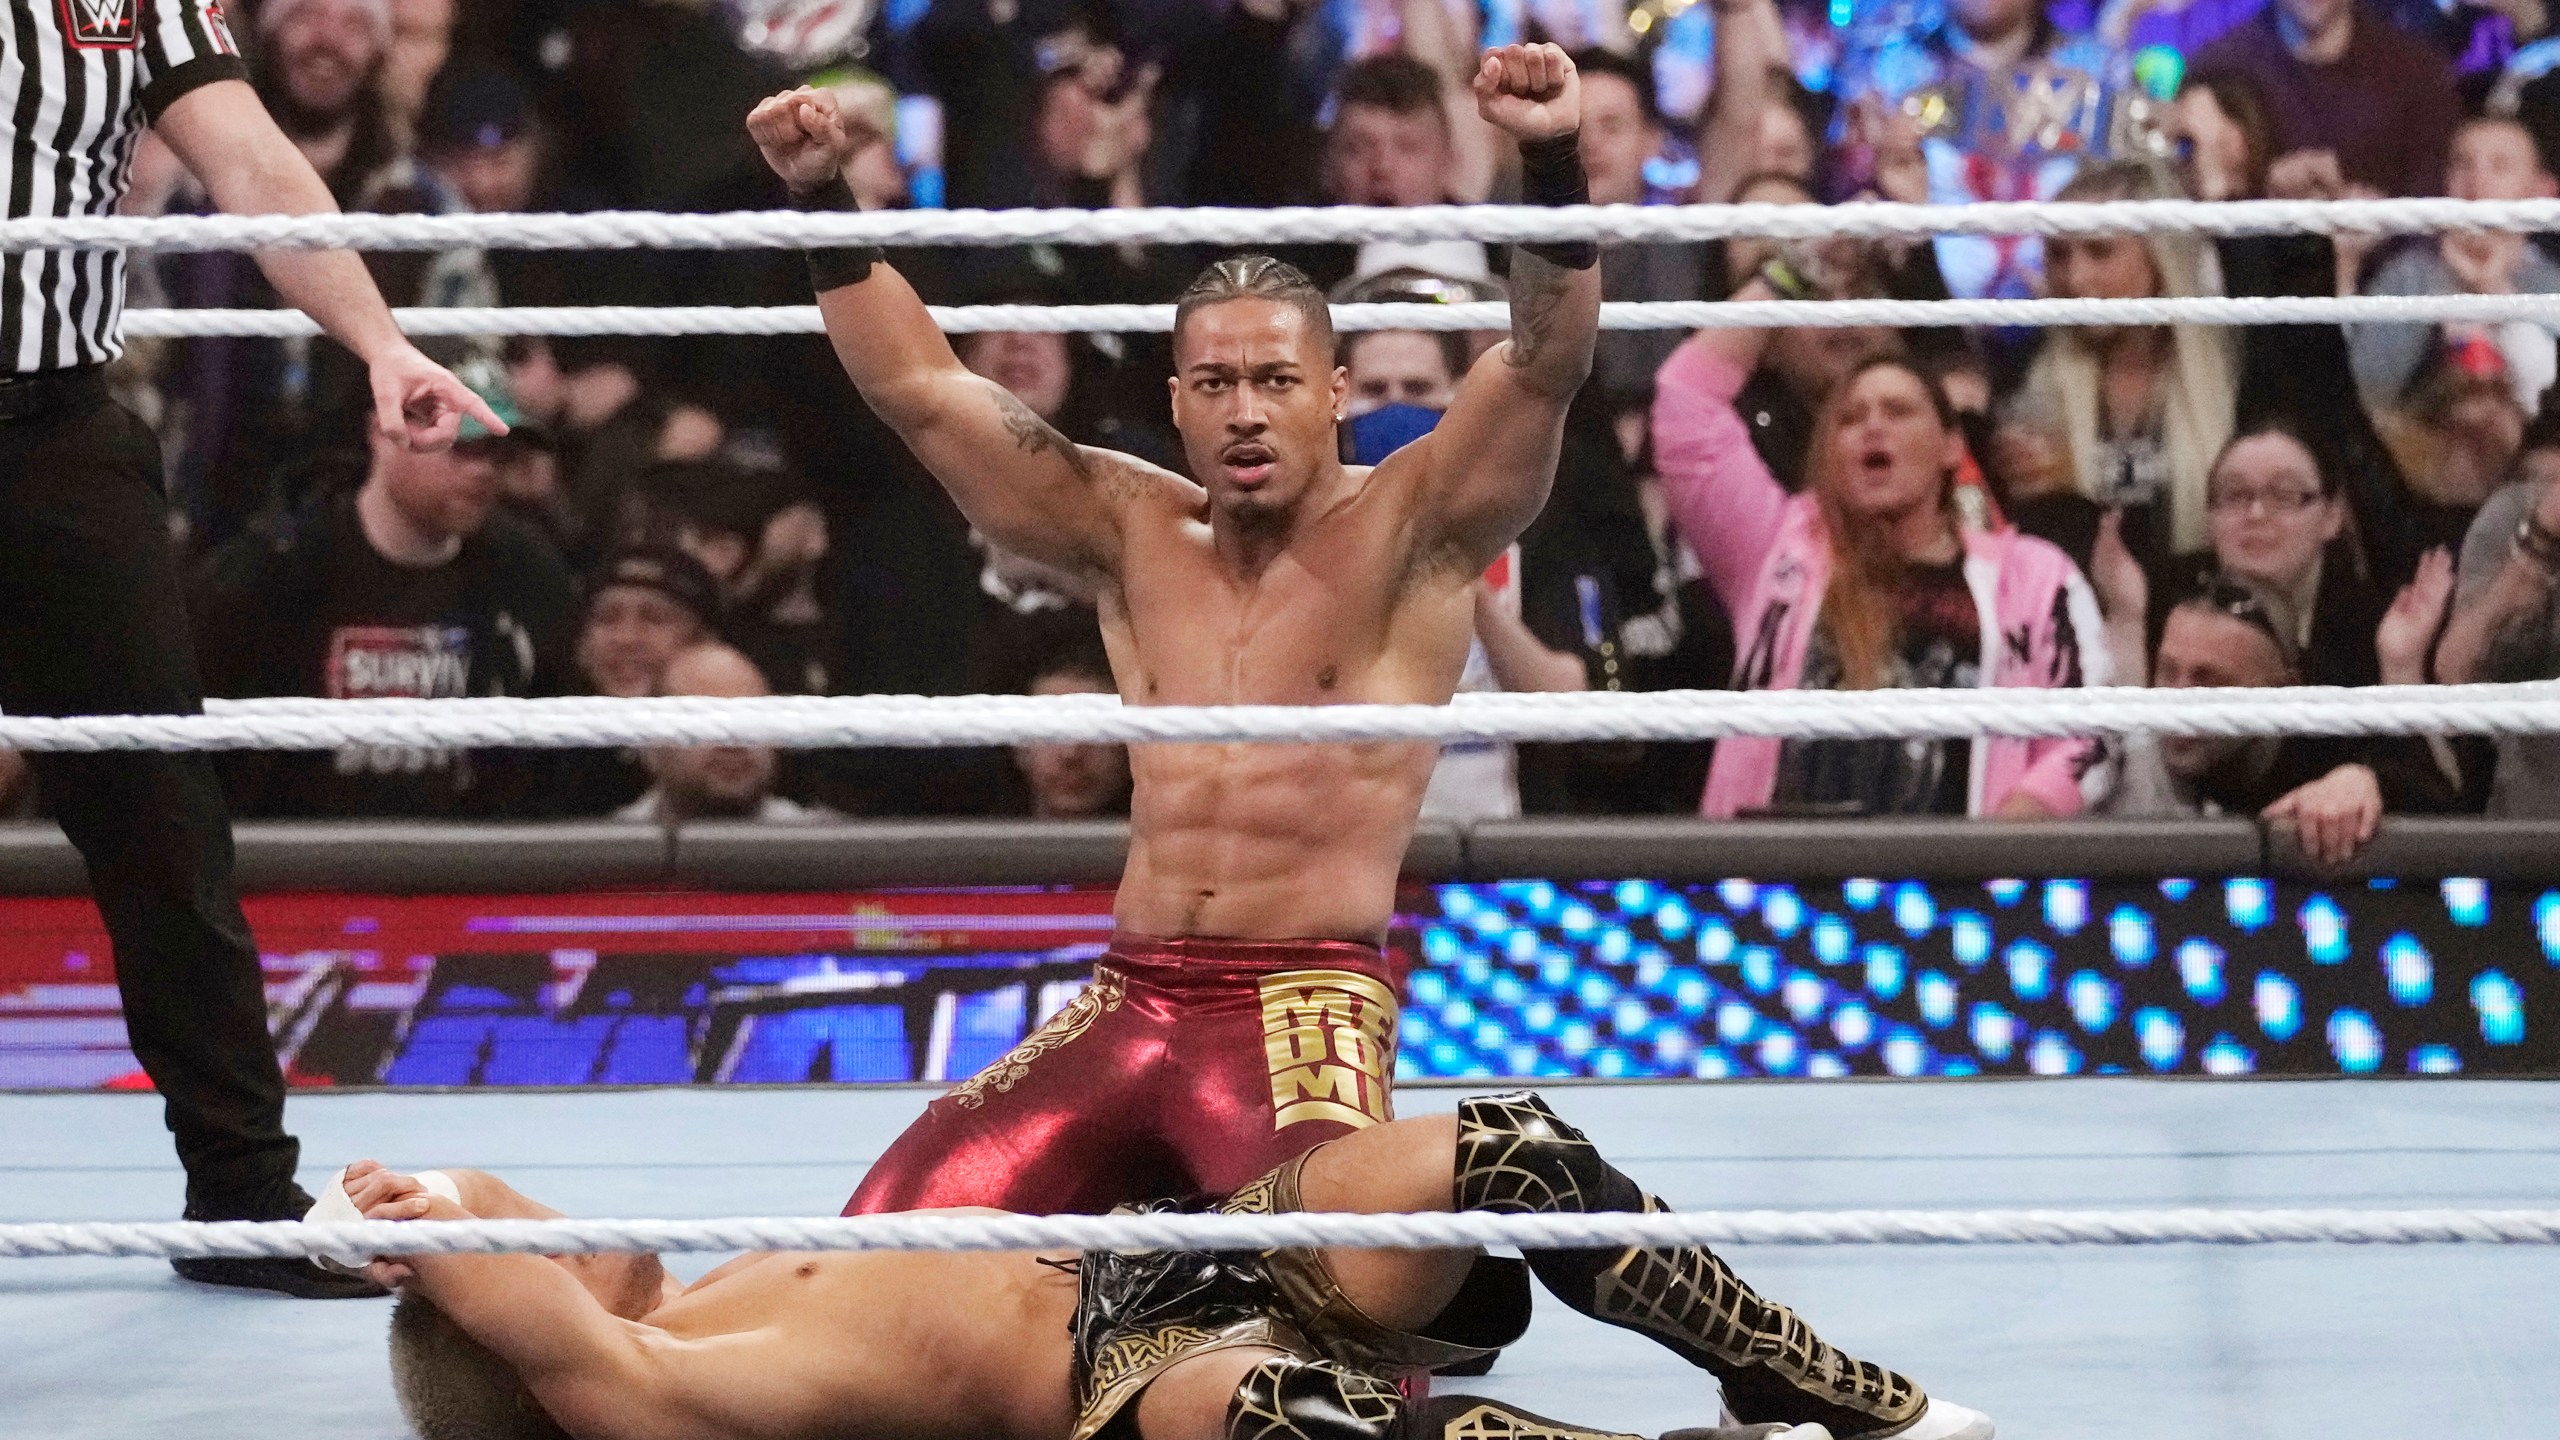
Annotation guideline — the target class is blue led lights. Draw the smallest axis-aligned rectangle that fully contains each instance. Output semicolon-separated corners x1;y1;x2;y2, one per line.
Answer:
2381;933;2433;1006
1863;943;1907;999
2201;1035;2255;1074
2471;971;2525;1045
1400;876;2537;1081
1811;914;1855;965
1697;919;1737;965
2107;906;2156;966
2042;881;2090;934
2298;895;2350;964
1737;946;1779;994
2177;937;2226;1004
2067;970;2119;1032
1881;1027;1928;1076
2004;939;2054;1000
1969;1003;2016;1061
1760;886;1807;938
2253;972;2303;1042
2027;1030;2082;1075
2442;878;2489;928
1949;911;1993;969
2225;879;2273;931
2133;1007;2184;1070
2325;1009;2381;1073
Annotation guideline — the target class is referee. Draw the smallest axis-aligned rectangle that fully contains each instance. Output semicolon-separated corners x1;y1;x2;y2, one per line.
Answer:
3;0;499;1296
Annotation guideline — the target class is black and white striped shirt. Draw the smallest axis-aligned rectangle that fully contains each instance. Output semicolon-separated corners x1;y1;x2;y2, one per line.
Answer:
1;0;245;374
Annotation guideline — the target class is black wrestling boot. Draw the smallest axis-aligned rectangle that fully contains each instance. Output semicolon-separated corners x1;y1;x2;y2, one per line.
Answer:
171;1179;386;1300
1451;1092;1929;1438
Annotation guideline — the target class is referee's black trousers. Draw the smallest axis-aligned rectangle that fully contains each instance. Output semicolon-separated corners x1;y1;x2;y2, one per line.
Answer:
0;381;294;1210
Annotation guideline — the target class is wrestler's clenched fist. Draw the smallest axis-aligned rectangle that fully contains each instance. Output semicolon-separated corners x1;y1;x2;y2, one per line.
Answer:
1471;42;1580;142
746;85;878;195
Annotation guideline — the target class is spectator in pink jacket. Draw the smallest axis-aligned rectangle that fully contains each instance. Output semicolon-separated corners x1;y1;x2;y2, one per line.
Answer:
1653;345;2113;819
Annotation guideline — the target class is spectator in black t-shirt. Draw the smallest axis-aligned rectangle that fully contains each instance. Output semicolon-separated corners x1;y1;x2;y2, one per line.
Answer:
553;546;723;817
191;366;577;818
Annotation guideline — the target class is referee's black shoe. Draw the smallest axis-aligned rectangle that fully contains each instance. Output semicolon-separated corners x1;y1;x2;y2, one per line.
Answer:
171;1180;387;1300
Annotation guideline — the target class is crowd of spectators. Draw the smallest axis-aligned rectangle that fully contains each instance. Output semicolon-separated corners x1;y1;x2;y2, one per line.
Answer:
51;0;2560;854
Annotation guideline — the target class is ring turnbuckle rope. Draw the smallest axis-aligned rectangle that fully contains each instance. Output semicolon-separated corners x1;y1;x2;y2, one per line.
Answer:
7;1207;2560;1261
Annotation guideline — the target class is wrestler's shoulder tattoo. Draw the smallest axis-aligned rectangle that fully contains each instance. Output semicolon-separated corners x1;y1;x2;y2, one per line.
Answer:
993;384;1091;476
991;383;1152;503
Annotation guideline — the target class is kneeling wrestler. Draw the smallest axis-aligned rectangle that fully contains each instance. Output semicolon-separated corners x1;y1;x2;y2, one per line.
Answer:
343;1092;1992;1440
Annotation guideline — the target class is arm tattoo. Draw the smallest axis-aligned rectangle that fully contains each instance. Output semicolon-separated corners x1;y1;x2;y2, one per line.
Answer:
1503;252;1572;371
992;385;1094;483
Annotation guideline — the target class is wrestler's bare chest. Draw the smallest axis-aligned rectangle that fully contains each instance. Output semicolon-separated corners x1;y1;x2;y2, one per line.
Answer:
1100;496;1472;709
653;1248;1082;1440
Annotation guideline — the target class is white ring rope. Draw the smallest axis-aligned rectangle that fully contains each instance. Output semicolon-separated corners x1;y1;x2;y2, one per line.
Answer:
3;682;2555;752
22;197;2560;253
117;292;2560;339
7;1207;2559;1261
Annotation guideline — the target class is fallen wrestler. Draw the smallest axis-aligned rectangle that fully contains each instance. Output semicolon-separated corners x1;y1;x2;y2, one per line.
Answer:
745;45;1606;1214
347;1092;1990;1440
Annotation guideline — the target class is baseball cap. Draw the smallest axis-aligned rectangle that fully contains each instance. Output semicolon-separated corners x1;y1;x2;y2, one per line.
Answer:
447;353;539;446
588;546;722;630
421;67;535;155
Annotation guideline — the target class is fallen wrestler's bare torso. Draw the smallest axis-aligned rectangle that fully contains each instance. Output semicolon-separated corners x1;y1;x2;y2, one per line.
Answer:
601;1234;1084;1440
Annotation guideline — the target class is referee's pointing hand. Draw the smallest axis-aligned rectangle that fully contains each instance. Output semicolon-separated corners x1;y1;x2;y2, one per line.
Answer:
370;343;510;452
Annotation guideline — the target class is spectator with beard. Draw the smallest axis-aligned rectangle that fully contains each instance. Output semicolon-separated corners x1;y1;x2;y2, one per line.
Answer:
158;0;495;547
618;643;834;826
555;546;724;817
639;458;841;697
189;366;576;818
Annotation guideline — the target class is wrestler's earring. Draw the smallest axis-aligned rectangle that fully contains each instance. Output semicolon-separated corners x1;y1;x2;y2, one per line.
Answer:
1452;1091;1927;1435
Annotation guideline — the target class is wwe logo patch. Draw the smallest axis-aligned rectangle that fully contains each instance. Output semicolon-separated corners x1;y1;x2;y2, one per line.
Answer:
61;0;139;48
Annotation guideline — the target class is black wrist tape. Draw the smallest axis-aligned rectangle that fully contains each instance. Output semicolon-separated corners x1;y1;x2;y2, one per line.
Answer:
1518;132;1598;270
790;175;884;292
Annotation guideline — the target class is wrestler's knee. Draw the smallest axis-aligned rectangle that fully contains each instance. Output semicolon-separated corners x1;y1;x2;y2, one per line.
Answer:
1134;1347;1288;1440
1452;1091;1640;1216
1298;1113;1458;1216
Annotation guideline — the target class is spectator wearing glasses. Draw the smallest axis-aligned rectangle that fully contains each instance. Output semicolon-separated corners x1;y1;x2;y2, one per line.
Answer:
2089;423;2457;691
2107;574;2459;859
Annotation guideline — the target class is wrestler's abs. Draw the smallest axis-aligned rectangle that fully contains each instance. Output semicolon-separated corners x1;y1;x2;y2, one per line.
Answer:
1099;487;1478;944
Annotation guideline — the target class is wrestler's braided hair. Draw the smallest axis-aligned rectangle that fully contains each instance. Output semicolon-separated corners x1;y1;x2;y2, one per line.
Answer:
1173;256;1336;356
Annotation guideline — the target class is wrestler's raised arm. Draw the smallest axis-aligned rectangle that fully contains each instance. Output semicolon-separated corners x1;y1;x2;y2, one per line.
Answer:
746;87;1170;583
1390;45;1602;576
